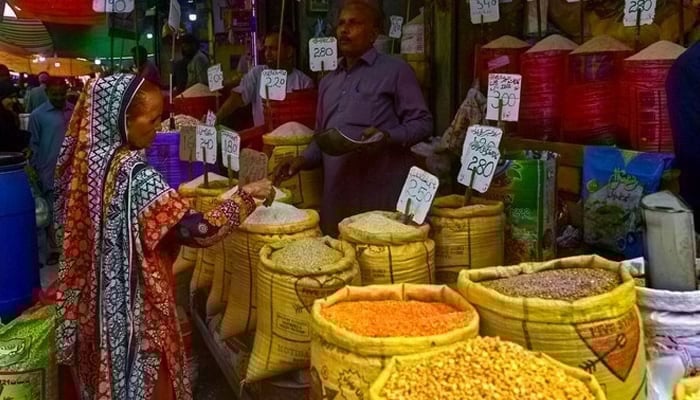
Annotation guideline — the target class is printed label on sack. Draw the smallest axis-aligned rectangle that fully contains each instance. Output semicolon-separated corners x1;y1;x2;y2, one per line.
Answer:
259;69;288;101
309;37;338;72
295;277;348;313
396;166;439;224
470;0;500;24
486;73;522;122
487;55;511;71
575;309;641;381
0;339;29;368
0;369;46;400
275;312;310;340
458;125;503;193
623;0;656;27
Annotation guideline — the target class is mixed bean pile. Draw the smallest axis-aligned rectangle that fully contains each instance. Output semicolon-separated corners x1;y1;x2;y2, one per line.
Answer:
380;337;595;400
321;300;471;337
481;268;621;301
270;238;343;274
347;214;418;235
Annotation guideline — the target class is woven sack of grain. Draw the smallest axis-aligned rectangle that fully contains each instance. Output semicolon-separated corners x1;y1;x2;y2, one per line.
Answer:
428;195;505;284
459;255;646;400
204;185;293;316
263;123;323;209
310;284;479;400
637;286;700;374
369;337;606;400
218;204;322;339
189;178;237;293
0;305;58;400
676;376;700;400
339;211;435;285
174;173;230;276
246;237;361;382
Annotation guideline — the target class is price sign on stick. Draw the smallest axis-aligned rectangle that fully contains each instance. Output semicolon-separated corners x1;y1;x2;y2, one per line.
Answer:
168;0;181;29
178;128;195;161
205;110;216;127
470;0;500;24
486;73;522;122
389;16;404;39
458;125;503;193
396;166;440;225
93;0;134;13
207;64;224;91
623;0;656;26
195;125;217;164
239;149;269;185
220;129;241;172
259;69;288;101
309;37;338;72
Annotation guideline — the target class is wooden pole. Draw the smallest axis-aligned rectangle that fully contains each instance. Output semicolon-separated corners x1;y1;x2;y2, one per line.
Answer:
202;146;209;188
635;8;642;52
276;0;286;69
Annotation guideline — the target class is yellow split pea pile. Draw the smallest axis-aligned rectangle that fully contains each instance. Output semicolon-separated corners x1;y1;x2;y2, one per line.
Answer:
380;337;595;400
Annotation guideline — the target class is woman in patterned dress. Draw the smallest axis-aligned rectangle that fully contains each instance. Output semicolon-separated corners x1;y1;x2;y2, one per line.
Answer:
53;74;272;400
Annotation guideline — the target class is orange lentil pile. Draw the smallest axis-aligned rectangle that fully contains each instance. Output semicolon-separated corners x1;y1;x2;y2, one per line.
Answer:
321;300;470;337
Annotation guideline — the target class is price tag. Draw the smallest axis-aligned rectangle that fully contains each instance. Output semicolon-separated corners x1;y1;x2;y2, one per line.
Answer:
259;69;288;101
623;0;656;27
239;149;269;185
486;73;522;122
205;110;216;126
389;16;404;39
396;166;439;225
309;37;338;72
469;0;500;24
168;0;181;30
221;129;241;172
207;64;224;91
458;125;503;193
178;128;195;161
93;0;134;13
195;125;217;164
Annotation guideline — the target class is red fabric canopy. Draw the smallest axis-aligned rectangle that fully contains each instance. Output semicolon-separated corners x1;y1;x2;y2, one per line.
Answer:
9;0;103;25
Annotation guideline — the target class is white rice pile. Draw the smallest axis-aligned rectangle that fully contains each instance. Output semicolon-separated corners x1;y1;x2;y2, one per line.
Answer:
244;202;307;226
626;40;686;61
527;34;578;53
267;121;314;138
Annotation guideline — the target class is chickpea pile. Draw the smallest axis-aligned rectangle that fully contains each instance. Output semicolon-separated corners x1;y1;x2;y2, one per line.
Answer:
379;337;595;400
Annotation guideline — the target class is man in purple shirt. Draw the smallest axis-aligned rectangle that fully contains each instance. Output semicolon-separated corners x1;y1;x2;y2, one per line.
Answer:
277;1;432;236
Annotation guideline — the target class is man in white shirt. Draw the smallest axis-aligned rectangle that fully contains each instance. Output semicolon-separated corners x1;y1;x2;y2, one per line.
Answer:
216;29;314;127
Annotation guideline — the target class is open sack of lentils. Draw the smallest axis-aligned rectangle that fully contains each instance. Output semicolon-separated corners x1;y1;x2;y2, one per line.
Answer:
459;255;646;400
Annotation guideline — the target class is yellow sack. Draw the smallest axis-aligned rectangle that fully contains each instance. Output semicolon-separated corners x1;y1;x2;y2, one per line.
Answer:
264;132;323;209
189;179;235;293
676;376;700;400
368;339;607;400
218;206;322;339
339;211;435;285
459;255;647;400
205;186;293;316
246;237;361;383
174;173;230;276
309;284;479;400
428;195;505;284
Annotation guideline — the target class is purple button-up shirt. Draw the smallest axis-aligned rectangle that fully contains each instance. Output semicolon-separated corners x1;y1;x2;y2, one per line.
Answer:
303;48;433;235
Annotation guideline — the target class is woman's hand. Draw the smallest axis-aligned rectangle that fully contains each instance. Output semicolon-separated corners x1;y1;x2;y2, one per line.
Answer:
241;178;273;199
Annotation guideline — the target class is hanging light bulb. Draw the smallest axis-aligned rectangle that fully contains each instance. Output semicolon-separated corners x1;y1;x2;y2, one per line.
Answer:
54;62;61;68
95;59;102;65
146;32;154;39
38;56;46;62
188;13;197;21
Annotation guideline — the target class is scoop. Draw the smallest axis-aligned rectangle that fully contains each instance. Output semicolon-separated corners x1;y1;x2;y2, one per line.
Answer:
314;128;385;156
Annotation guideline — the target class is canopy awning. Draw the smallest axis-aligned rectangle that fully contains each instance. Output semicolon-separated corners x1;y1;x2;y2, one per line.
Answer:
8;0;103;25
0;15;53;55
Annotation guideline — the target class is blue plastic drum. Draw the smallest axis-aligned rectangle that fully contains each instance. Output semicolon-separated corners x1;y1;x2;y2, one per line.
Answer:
0;152;38;322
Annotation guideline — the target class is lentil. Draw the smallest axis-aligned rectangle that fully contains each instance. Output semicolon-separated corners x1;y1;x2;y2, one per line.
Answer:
379;337;595;400
481;268;621;301
244;202;307;226
270;238;344;274
686;393;700;400
347;214;418;235
321;300;470;337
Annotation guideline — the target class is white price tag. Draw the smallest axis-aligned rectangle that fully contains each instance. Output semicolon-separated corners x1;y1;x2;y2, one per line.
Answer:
309;37;338;72
220;129;241;172
486;73;522;122
168;0;181;30
470;0;500;24
389;16;404;39
458;125;503;193
195;125;217;164
207;64;224;91
623;0;656;27
259;69;288;101
178;129;195;161
93;0;134;13
396;166;440;225
205;110;217;127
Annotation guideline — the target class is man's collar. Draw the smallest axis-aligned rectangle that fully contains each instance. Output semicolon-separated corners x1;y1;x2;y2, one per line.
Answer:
340;47;379;70
47;102;73;112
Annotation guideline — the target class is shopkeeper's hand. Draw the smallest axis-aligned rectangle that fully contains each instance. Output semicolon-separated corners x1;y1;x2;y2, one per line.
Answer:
241;178;273;199
360;127;389;152
273;156;306;182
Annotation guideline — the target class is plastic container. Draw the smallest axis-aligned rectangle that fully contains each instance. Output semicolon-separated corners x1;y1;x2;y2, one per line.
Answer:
0;153;39;322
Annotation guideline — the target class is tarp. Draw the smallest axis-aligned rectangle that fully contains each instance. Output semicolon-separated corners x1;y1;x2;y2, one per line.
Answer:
0;49;95;75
